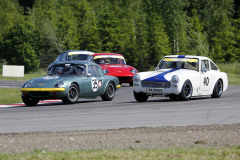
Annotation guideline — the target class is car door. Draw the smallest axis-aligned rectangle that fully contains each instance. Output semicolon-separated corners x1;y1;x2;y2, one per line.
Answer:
200;60;212;92
82;65;103;96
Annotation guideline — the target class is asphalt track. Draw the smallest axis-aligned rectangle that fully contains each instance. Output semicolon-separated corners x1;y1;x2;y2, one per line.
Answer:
0;82;240;134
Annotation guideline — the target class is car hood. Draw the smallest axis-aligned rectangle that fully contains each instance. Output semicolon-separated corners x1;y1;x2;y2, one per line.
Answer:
100;64;136;76
138;69;198;82
25;75;79;88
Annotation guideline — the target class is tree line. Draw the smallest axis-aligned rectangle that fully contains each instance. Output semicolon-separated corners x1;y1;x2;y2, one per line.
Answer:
0;0;240;73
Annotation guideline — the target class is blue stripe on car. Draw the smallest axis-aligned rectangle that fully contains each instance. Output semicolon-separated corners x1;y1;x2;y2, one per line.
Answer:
178;55;186;58
143;68;179;82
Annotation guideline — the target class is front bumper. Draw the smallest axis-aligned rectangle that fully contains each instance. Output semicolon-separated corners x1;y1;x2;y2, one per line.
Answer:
133;81;181;95
21;88;66;99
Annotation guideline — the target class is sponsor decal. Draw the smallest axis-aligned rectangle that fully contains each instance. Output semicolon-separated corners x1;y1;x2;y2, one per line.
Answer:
91;77;98;92
143;68;179;82
38;84;45;86
146;88;162;93
178;55;186;58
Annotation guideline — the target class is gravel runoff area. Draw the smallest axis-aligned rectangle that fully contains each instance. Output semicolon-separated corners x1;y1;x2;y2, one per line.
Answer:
0;124;239;153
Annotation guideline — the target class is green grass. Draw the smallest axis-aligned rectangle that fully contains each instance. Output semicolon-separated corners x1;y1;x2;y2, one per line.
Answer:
0;69;46;81
0;146;239;160
0;88;22;104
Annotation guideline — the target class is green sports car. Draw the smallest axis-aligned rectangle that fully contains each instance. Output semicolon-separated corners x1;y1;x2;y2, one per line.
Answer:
21;61;121;106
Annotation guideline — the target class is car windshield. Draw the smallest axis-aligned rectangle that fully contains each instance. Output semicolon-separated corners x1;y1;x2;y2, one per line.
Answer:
158;57;199;71
67;54;91;61
48;64;86;76
93;56;126;65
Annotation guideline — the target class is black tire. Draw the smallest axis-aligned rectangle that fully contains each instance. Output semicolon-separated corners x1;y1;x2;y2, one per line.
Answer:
101;82;115;101
134;91;149;102
129;82;133;86
211;79;223;98
22;96;39;106
62;83;79;104
168;94;178;101
178;80;192;101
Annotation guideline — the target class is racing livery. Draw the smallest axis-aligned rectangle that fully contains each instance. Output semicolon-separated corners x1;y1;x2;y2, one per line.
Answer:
133;55;228;102
21;61;120;106
93;53;138;86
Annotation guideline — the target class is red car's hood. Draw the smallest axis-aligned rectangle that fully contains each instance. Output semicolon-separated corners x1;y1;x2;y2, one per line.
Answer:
99;64;136;76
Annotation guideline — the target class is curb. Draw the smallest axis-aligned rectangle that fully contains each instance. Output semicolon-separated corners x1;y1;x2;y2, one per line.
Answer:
0;100;62;108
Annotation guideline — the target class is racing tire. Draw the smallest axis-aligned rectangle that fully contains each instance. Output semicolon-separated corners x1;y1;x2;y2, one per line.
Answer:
211;79;223;98
178;80;192;101
134;91;149;102
62;83;79;104
101;82;115;101
168;94;178;101
22;96;39;106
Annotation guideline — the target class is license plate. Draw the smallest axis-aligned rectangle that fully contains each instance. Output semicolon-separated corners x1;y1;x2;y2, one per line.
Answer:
146;88;162;93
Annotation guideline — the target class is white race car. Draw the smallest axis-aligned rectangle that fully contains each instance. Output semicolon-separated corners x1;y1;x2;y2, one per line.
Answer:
133;55;228;102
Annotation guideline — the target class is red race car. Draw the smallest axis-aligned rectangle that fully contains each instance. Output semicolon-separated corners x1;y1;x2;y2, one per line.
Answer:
93;53;138;86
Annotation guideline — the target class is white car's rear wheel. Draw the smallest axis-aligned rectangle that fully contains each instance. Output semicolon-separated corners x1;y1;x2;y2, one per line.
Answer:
211;79;223;98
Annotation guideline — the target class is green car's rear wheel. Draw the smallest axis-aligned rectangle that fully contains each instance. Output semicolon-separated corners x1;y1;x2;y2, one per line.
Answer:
101;81;115;101
62;83;79;104
22;96;39;106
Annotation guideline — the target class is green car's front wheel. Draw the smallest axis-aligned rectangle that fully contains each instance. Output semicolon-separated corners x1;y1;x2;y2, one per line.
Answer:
22;96;39;106
101;82;115;101
62;83;79;104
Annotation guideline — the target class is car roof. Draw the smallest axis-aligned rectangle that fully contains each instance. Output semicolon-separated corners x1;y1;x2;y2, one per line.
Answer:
62;50;95;55
93;53;124;57
164;55;211;60
52;60;98;66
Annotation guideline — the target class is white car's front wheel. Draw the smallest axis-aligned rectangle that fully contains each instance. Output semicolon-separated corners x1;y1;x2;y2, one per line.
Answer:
134;91;149;102
178;80;192;101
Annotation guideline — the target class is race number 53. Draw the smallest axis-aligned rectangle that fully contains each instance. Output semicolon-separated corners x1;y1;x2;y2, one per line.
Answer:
203;77;209;86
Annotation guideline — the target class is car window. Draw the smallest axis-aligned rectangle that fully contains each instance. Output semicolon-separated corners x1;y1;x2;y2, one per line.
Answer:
210;61;218;71
201;60;209;71
88;65;99;77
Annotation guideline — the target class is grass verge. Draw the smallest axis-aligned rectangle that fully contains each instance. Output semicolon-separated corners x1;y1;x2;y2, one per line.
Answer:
0;146;239;160
0;88;22;104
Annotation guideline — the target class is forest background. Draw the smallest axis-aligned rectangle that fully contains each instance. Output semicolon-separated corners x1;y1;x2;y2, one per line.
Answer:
0;0;240;73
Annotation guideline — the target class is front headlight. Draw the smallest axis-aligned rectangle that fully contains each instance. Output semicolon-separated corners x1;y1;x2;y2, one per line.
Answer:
22;82;31;88
133;74;140;82
130;69;137;74
56;81;65;88
171;75;179;83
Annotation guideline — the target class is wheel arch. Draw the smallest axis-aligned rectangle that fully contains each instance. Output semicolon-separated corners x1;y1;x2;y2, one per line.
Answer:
70;82;80;93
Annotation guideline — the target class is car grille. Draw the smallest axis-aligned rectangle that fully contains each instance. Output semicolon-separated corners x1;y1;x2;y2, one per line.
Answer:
29;92;49;97
141;81;171;88
118;77;131;81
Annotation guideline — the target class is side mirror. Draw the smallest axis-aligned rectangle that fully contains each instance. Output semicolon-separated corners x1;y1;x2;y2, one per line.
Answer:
103;70;107;75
